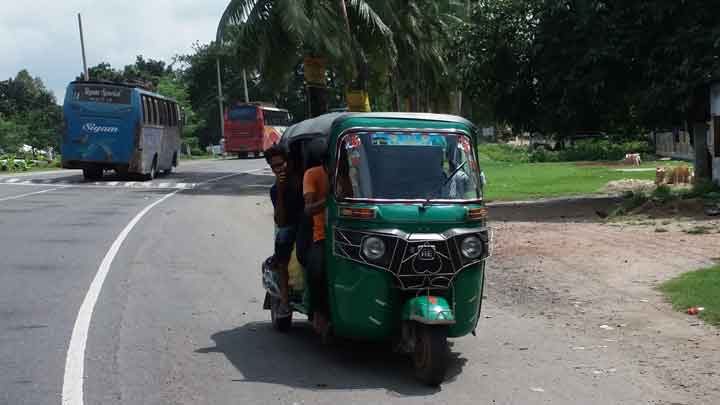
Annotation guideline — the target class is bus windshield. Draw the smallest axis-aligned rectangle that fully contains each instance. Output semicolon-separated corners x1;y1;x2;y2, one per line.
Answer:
69;84;132;105
336;131;482;201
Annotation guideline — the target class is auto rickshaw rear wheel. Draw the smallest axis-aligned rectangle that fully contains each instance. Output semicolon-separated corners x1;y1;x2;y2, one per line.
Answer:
270;298;292;332
412;324;449;386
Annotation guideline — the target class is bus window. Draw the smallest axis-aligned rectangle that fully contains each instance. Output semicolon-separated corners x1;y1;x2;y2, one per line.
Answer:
161;101;167;126
228;105;257;121
152;99;159;125
141;96;149;124
263;110;290;126
145;97;152;125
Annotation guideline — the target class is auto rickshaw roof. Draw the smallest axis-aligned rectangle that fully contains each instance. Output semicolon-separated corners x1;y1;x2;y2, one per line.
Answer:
280;112;475;147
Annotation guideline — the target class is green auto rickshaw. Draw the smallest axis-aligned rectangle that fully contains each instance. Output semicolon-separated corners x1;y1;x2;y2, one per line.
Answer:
262;112;490;385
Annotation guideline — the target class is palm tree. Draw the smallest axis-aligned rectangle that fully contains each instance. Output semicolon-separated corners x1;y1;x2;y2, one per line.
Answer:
382;0;465;112
216;0;393;116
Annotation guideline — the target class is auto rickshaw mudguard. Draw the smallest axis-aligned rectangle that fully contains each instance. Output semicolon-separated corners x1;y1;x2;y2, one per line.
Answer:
401;296;456;325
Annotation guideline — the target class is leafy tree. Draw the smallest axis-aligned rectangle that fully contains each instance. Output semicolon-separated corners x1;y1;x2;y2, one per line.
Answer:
458;0;720;139
83;62;126;83
0;115;26;153
156;73;205;144
79;56;172;89
0;70;61;153
216;0;394;116
385;0;466;112
456;0;539;131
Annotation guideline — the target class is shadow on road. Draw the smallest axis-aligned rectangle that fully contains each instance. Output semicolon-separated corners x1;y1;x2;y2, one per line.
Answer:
196;321;467;396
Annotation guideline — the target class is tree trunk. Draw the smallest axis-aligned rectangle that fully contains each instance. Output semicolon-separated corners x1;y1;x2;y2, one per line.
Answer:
389;73;400;111
693;122;712;181
307;85;327;118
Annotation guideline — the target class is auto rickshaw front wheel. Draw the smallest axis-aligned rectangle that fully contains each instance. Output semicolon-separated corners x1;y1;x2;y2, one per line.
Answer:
413;324;449;386
270;298;292;332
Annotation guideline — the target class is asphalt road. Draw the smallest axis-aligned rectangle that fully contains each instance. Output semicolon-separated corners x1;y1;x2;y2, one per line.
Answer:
0;158;672;405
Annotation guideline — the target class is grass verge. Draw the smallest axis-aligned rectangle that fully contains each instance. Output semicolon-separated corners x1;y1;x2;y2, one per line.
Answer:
0;165;62;175
660;266;720;326
180;154;215;161
481;160;661;201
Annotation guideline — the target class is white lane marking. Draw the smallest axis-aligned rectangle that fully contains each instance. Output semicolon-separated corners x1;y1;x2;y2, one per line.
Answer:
0;182;74;188
0;187;58;202
61;166;266;405
6;178;19;183
62;190;179;405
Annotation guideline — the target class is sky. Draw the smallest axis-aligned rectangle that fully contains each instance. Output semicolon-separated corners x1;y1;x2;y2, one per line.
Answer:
0;0;230;104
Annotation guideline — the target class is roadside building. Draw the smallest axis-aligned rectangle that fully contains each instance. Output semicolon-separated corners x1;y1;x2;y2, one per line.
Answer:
654;127;694;161
709;83;720;183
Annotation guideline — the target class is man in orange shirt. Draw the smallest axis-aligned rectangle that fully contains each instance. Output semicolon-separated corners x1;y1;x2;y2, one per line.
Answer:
303;139;330;337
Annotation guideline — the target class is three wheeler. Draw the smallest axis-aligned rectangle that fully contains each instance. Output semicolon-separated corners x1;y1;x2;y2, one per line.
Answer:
262;112;491;385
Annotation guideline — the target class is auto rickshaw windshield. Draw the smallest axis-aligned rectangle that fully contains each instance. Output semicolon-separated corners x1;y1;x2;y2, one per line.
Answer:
335;131;482;201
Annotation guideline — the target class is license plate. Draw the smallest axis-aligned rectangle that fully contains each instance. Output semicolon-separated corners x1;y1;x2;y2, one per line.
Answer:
419;245;436;261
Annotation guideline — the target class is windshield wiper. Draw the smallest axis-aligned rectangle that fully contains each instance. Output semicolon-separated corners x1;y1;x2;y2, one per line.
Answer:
423;160;468;207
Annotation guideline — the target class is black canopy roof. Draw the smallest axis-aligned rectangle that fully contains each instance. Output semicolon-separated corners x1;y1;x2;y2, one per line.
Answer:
280;112;474;147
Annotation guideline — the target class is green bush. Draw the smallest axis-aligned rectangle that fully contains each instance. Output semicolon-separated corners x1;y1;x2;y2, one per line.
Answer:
480;139;653;163
529;148;561;162
686;180;720;199
651;185;675;203
478;143;530;162
0;155;28;172
553;140;652;162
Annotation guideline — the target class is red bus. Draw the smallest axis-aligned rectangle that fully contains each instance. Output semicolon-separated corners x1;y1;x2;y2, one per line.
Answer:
223;103;291;157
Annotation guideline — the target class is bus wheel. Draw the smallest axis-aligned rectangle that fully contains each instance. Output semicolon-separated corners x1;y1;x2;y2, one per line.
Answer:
83;167;102;181
144;157;157;181
163;153;177;175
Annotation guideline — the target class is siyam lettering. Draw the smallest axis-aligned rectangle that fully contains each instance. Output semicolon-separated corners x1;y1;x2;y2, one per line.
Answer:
82;123;119;134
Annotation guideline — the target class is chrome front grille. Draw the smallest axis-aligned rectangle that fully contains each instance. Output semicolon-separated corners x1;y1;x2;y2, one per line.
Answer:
396;240;455;289
333;227;489;290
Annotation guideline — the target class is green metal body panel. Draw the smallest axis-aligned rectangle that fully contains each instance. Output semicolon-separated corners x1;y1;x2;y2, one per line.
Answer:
292;114;486;341
401;296;455;324
447;265;485;337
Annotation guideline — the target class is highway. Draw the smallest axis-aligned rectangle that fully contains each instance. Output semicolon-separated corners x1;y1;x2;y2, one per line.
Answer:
0;158;693;404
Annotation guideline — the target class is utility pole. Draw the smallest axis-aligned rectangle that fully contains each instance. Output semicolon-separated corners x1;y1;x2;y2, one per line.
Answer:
242;69;249;103
457;0;472;116
77;13;89;81
216;59;225;142
243;69;250;103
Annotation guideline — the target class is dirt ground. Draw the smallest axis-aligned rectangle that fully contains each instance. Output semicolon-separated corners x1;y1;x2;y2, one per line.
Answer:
486;197;720;404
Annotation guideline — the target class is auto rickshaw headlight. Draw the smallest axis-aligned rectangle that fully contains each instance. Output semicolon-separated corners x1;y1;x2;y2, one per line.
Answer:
461;236;483;259
362;236;386;261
